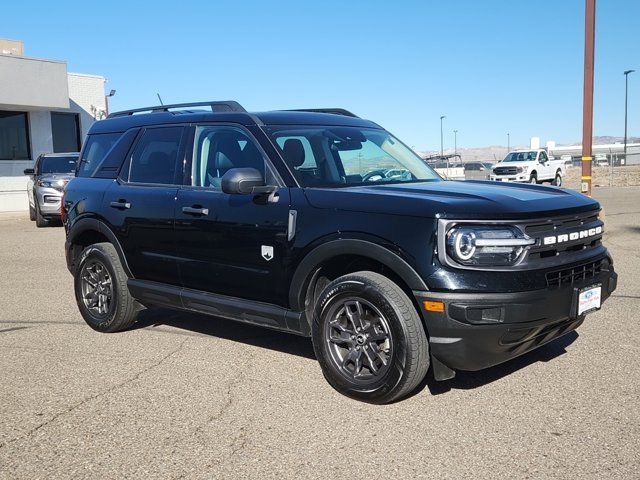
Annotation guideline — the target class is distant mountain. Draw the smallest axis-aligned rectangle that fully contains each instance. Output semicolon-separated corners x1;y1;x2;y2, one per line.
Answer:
417;136;640;162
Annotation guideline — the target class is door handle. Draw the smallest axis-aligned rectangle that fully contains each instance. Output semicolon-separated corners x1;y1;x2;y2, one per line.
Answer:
110;200;131;209
182;206;209;216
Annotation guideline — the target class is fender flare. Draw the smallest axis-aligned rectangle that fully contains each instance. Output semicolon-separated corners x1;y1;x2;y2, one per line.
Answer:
66;217;133;277
288;239;428;311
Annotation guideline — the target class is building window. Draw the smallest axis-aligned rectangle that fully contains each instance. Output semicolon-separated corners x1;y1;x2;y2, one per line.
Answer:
0;111;31;160
51;112;81;153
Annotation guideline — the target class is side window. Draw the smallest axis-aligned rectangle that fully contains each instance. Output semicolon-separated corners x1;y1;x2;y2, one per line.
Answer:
192;126;266;189
539;151;548;162
77;133;121;177
127;127;183;184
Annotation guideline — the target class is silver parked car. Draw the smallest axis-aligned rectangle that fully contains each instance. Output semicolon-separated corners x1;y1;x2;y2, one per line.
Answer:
24;152;78;227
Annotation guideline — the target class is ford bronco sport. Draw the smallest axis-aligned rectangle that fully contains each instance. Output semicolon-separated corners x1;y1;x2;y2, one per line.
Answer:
63;101;617;403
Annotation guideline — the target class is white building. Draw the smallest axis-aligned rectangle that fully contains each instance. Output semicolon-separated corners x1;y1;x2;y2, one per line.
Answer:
0;39;107;212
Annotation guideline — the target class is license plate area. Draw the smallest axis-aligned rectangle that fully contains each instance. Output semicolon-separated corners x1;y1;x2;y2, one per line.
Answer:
571;283;602;317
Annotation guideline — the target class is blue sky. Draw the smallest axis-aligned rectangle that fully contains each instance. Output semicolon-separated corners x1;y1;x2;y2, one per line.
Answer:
3;0;638;150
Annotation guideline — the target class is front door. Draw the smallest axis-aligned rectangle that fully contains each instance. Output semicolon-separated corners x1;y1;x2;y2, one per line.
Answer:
175;124;291;306
102;125;186;285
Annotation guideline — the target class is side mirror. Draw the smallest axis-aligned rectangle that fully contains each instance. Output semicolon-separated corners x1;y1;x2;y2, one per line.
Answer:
221;168;276;195
23;168;35;175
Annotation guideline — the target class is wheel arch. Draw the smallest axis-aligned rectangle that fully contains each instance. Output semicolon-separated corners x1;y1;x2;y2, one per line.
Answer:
289;239;428;316
66;218;132;277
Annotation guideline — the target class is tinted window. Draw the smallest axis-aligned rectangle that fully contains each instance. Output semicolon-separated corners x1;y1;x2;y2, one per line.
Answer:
128;127;183;184
0;111;30;160
539;152;548;162
39;156;77;174
78;133;121;177
191;126;265;189
51;112;80;153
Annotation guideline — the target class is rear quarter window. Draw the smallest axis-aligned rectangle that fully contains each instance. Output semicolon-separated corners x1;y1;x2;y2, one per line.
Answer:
77;133;122;177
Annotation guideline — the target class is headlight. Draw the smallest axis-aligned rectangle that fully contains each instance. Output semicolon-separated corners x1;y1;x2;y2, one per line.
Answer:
445;225;534;266
37;180;52;188
516;166;529;174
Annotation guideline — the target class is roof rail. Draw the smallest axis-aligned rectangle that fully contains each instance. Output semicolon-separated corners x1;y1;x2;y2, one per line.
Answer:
286;108;359;118
108;100;246;118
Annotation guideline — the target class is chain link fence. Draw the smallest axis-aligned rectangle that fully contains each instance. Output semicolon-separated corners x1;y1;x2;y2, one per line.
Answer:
564;151;640;189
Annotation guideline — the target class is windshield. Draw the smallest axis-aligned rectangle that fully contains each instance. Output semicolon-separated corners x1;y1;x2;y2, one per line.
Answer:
40;156;77;174
503;151;537;162
267;126;440;187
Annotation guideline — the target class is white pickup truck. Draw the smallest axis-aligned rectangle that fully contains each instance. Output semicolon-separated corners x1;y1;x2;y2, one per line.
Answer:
490;149;565;186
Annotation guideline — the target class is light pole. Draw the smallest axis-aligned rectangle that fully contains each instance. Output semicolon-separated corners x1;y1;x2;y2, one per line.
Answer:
440;115;446;158
453;129;458;155
105;89;116;117
624;70;635;163
507;133;510;153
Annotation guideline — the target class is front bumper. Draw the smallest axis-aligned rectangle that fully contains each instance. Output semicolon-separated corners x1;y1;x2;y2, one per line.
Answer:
490;174;529;182
35;186;63;217
414;264;617;375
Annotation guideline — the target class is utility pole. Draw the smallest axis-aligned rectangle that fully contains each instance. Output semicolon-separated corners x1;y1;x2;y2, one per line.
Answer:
581;0;596;196
454;130;458;155
624;70;635;164
440;115;446;159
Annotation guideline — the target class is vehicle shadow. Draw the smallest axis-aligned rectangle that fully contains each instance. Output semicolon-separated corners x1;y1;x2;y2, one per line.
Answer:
132;308;578;397
419;331;579;396
132;307;316;360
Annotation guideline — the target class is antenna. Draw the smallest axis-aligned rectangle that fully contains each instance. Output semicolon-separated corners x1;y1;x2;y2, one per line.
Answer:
156;93;164;105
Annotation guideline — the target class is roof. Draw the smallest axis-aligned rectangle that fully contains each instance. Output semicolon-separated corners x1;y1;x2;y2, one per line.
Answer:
90;105;380;134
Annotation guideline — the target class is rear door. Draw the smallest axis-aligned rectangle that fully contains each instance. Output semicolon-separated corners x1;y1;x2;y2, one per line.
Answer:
102;125;186;285
174;124;291;305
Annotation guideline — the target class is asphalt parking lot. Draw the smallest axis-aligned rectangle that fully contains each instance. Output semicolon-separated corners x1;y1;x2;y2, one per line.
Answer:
0;186;639;479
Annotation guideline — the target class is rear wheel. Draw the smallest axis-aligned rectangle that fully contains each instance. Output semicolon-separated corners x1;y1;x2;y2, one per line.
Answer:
74;242;140;332
529;173;538;184
312;271;430;404
552;170;562;187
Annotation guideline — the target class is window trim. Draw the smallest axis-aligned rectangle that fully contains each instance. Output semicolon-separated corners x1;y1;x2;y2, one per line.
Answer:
118;124;188;188
180;122;285;192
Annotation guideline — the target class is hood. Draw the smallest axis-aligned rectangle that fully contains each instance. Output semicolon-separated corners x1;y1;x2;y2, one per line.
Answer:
303;180;599;219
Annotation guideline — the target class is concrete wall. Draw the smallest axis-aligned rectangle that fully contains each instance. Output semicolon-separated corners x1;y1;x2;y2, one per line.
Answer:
0;55;69;110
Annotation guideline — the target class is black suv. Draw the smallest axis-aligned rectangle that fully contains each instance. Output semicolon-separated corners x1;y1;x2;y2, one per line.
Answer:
63;101;617;403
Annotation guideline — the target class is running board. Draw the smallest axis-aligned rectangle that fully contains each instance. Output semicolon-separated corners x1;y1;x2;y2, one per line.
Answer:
127;279;309;337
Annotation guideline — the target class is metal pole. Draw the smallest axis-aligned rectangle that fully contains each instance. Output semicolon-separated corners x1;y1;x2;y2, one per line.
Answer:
507;133;510;153
454;130;458;155
624;70;635;163
581;0;596;196
440;115;445;159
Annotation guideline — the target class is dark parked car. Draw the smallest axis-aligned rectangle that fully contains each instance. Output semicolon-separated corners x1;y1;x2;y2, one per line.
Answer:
63;101;617;403
24;152;78;227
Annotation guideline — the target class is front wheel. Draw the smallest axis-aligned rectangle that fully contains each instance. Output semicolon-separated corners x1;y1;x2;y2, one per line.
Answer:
312;271;430;404
529;173;538;184
552;171;562;187
35;203;49;227
74;242;140;332
29;203;36;221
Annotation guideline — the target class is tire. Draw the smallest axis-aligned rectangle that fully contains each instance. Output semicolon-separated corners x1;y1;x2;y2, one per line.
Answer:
312;271;430;404
552;170;562;187
529;173;538;184
35;203;49;228
74;242;140;333
29;203;36;221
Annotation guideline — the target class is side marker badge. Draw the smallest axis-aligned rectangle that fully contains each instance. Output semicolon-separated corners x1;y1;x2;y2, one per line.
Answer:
261;245;274;261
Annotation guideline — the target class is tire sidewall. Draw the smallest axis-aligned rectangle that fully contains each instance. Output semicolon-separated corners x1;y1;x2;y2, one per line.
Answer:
312;279;411;402
74;245;120;332
554;171;562;186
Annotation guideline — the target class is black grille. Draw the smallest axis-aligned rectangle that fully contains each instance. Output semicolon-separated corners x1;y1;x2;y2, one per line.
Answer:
545;260;603;288
525;211;599;236
494;166;518;175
